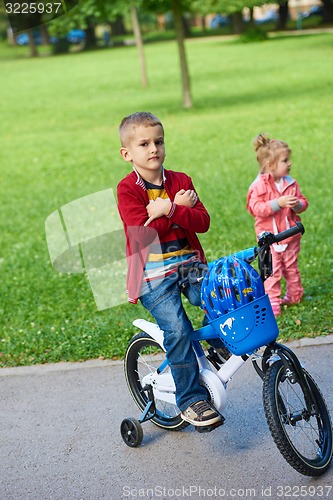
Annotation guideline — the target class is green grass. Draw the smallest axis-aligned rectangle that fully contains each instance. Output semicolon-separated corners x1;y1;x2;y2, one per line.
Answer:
1;32;333;367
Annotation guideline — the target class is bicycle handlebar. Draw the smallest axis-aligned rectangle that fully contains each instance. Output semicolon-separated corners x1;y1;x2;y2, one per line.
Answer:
258;222;304;247
273;221;304;243
256;222;305;281
178;223;305;288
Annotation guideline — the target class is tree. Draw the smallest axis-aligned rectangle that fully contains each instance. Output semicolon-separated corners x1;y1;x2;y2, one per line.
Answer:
190;0;267;33
277;1;289;31
321;0;333;23
47;0;103;49
47;0;149;87
3;3;43;56
131;5;149;88
26;28;39;57
142;0;194;107
171;0;192;108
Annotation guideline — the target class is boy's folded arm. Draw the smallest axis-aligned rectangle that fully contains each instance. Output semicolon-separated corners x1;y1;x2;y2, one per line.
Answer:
167;200;210;233
117;188;173;243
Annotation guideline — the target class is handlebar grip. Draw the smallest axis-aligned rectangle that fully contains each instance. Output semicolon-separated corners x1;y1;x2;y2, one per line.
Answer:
273;222;305;243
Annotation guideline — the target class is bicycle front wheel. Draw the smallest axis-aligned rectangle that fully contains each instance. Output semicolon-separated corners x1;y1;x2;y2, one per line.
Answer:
263;360;333;476
124;332;189;431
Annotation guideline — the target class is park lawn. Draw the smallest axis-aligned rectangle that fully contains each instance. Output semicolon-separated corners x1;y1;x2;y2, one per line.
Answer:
0;32;332;367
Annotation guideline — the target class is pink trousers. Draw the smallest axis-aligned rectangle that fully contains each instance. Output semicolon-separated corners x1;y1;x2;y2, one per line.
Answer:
264;238;303;310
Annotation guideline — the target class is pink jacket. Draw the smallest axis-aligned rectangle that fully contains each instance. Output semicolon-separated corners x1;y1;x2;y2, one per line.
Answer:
246;173;308;239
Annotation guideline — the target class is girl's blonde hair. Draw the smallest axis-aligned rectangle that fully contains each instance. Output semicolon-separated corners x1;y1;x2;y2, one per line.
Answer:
253;133;290;173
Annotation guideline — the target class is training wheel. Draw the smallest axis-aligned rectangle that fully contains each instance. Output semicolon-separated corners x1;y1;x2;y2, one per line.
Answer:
120;418;143;447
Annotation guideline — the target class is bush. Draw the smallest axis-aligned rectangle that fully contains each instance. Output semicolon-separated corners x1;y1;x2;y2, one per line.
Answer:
239;28;268;43
52;38;70;54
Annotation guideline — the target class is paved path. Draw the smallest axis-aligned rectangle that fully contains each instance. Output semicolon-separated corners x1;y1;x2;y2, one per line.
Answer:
1;337;333;499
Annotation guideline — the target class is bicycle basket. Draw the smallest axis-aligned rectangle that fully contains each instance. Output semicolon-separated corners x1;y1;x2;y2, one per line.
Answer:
208;294;278;356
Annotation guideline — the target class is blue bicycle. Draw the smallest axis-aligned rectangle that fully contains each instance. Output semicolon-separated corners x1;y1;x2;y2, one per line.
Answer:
121;223;333;477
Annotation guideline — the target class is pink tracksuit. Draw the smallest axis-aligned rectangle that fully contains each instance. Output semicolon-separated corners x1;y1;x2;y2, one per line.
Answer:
246;173;308;312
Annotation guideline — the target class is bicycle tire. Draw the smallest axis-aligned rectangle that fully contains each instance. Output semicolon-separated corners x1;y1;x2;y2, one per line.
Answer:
124;332;189;431
263;360;333;476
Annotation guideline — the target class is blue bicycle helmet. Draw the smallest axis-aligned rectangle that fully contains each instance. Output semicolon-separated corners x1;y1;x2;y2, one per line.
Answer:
201;256;265;321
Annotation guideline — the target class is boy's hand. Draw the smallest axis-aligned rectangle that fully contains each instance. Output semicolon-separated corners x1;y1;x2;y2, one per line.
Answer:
278;195;299;209
144;197;172;226
174;189;197;208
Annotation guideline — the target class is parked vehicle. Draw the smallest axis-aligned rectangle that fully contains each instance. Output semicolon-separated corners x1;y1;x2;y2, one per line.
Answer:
16;29;85;46
66;29;86;44
298;5;324;19
16;32;42;45
210;14;230;28
255;9;279;24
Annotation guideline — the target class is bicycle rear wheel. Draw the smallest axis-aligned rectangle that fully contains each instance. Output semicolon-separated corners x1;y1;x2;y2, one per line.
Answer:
263;360;333;476
124;332;189;430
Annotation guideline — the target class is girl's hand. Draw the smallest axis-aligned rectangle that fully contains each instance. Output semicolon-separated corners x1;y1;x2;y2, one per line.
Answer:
144;197;171;226
278;195;299;209
174;189;198;208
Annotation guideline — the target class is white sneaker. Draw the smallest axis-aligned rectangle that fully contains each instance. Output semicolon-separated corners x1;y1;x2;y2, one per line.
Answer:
181;400;222;427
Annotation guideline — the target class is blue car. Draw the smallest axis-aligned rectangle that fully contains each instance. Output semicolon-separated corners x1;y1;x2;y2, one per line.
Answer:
66;29;86;44
255;9;279;24
16;29;85;45
210;15;230;28
298;6;324;19
16;32;42;45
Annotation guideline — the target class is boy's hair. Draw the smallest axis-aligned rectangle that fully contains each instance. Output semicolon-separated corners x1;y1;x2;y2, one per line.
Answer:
119;112;163;146
253;133;290;173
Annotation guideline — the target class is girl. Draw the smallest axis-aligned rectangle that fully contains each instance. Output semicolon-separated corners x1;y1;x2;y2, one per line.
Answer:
246;133;309;316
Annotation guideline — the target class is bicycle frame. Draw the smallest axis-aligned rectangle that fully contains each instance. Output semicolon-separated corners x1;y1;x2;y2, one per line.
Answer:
133;315;321;426
133;318;249;416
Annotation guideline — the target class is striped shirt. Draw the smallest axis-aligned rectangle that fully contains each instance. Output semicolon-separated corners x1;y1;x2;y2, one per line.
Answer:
140;180;198;293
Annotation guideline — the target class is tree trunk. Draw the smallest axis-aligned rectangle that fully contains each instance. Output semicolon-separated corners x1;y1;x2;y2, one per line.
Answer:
182;14;191;38
322;0;333;23
84;18;97;49
231;12;244;34
40;24;50;45
7;26;16;45
277;1;289;31
27;29;38;57
110;17;126;36
171;0;192;109
248;7;255;29
131;6;148;88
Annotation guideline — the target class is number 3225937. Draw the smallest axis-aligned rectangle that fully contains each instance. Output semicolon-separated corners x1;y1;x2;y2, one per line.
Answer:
6;3;62;14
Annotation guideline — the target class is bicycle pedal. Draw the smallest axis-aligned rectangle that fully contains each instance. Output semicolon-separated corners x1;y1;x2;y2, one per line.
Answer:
195;416;225;433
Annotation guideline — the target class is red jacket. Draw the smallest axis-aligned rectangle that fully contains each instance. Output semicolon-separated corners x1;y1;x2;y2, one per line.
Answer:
117;168;210;303
246;173;308;240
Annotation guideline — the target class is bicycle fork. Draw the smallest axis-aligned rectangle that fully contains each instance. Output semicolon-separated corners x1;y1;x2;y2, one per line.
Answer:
258;342;321;418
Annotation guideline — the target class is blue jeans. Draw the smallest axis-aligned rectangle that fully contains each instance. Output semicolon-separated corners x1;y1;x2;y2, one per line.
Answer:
140;269;208;411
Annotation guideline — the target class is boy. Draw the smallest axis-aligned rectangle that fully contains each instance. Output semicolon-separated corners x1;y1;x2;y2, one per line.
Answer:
117;112;222;427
